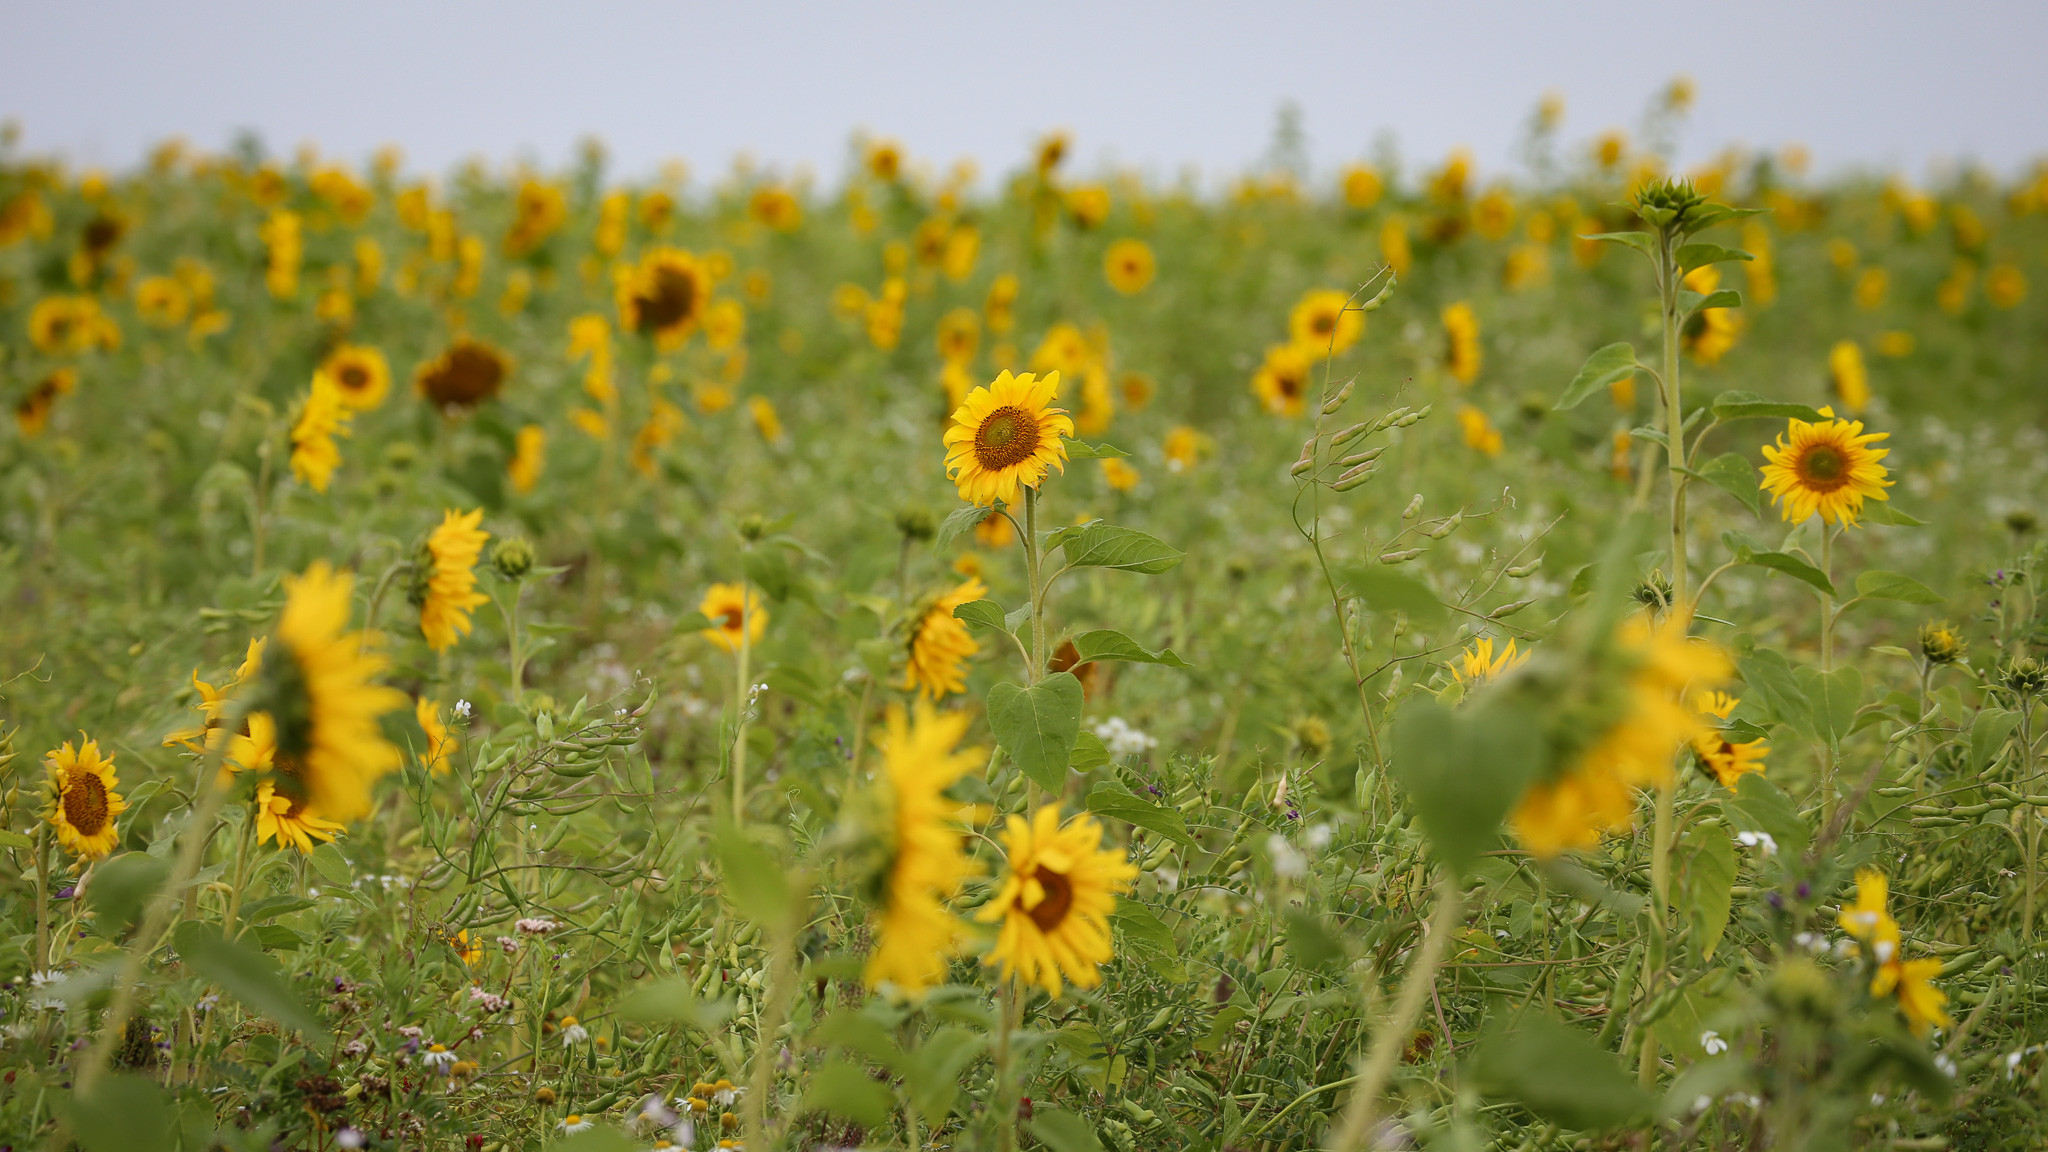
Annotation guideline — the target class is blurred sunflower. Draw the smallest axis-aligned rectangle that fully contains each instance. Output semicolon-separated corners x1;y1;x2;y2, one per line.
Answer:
14;368;76;438
1689;691;1767;787
253;562;407;824
1251;343;1313;416
618;248;710;349
748;186;803;232
867;139;904;182
943;370;1074;507
985;273;1020;334
1442;301;1481;383
936;307;981;365
415;337;510;412
705;298;746;352
413;509;491;652
135;275;191;328
1342;164;1383;209
856;703;985;994
164;639;265;754
1681;266;1740;364
1101;457;1139;492
28;294;118;356
1163;425;1202;473
1457;404;1503;456
1289;290;1363;356
979;805;1137;997
44;737;125;861
1066;184;1111;229
416;697;459;775
318;344;392;411
700;583;767;654
1103;239;1155;295
1759;407;1892;525
504;180;568;258
1028;322;1089;379
1451;637;1527;684
508;424;546;495
904;578;987;699
290;374;352;492
1827;339;1869;412
234;714;347;854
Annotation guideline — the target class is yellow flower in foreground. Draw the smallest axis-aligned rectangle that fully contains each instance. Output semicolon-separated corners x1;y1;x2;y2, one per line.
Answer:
1451;637;1527;684
261;562;407;823
1828;340;1869;412
417;697;459;774
291;374;352;492
1689;691;1768;787
415;509;490;652
862;704;985;993
508;424;546;494
1442;301;1481;383
1871;955;1952;1037
234;714;348;853
1511;613;1729;857
942;371;1074;507
980;805;1138;997
45;738;125;861
1252;342;1314;417
1290;289;1364;357
1759;407;1892;525
700;583;767;653
1103;239;1155;294
904;578;986;699
319;344;392;411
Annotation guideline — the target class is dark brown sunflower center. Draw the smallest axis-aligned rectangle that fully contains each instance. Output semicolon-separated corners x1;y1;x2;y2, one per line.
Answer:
973;407;1042;471
62;770;109;835
1797;444;1848;489
718;608;744;631
1026;867;1074;932
338;364;370;391
636;266;699;331
422;343;506;409
1277;370;1305;398
1312;312;1336;336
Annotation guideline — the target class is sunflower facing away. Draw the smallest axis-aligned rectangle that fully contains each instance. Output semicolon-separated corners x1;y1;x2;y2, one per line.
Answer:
1689;691;1769;787
233;712;348;854
860;703;986;993
943;371;1074;507
290;372;352;492
319;343;392;411
416;337;510;412
414;509;491;652
904;577;987;699
1289;289;1364;356
700;583;768;654
257;562;407;823
1759;407;1893;526
618;247;710;349
45;737;126;861
979;805;1138;997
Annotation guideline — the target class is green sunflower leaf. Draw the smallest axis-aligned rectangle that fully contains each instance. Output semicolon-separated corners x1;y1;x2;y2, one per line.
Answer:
987;673;1085;791
1554;342;1642;411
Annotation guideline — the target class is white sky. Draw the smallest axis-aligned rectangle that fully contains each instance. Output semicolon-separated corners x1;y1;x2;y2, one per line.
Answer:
4;0;2044;186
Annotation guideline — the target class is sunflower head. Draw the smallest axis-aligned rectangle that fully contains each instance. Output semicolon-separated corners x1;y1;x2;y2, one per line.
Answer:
415;338;510;412
1290;289;1363;355
942;371;1074;507
700;583;767;654
978;805;1138;997
319;344;392;411
1251;343;1314;417
1758;408;1892;525
1104;239;1156;295
44;737;125;861
618;248;710;348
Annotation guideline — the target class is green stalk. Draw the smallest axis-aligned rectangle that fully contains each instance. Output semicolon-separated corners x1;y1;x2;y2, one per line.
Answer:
733;579;754;819
1659;228;1689;612
992;979;1020;1152
1326;872;1462;1152
1023;488;1044;686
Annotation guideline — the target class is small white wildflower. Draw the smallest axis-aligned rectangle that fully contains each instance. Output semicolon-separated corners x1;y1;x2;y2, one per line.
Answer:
335;1129;367;1150
1091;716;1158;759
560;1016;589;1047
1936;1054;1958;1077
634;1094;680;1133
712;1081;745;1107
421;1043;457;1071
1304;822;1334;851
1692;1095;1713;1114
1871;1093;1886;1105
453;699;472;718
1700;1030;1727;1055
1735;830;1778;856
1792;931;1824;953
560;1114;594;1133
26;970;67;1012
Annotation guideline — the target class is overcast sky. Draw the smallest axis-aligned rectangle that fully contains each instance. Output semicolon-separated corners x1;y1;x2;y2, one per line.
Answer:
4;1;2043;187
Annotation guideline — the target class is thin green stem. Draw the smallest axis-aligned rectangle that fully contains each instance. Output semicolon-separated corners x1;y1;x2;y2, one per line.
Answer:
1023;489;1044;686
1659;228;1689;613
732;579;754;819
1327;872;1462;1152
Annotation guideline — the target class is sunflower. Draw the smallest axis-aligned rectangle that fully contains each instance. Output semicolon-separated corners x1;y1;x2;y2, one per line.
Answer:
28;295;117;356
504;180;568;258
15;368;77;438
135;275;191;328
1103;239;1155;294
748;395;783;443
508;424;546;495
704;298;746;352
319;344;392;411
257;562;407;823
1457;405;1503;456
857;704;985;993
1035;132;1070;177
1681;266;1740;364
936;308;981;365
1289;289;1364;356
1758;407;1892;525
867;140;904;183
1873;954;1952;1037
974;509;1016;549
44;738;126;861
1510;612;1729;858
1028;323;1090;378
617;248;710;349
1838;867;1900;958
415;337;510;412
904;578;987;699
1442;301;1482;383
1827;339;1869;412
413;509;490;652
164;637;266;754
1251;343;1314;416
985;273;1020;334
233;713;348;854
1689;691;1768;787
1451;637;1527;684
417;697;459;774
1164;425;1201;473
748;186;803;232
943;371;1074;507
1101;457;1139;491
978;805;1137;997
1342;165;1383;209
290;373;352;492
700;583;767;654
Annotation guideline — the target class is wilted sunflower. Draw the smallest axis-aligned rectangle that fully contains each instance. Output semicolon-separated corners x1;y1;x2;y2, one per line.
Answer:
1289;289;1364;356
44;737;126;861
855;703;985;993
904;578;987;699
978;805;1138;997
254;562;407;824
1103;239;1156;295
415;337;510;411
1759;407;1892;525
318;344;391;411
700;583;767;653
1251;343;1314;417
290;373;352;492
943;371;1074;507
413;509;490;652
14;368;76;438
416;697;459;774
1510;612;1730;857
1689;691;1768;787
1451;637;1527;684
233;713;348;854
617;248;710;349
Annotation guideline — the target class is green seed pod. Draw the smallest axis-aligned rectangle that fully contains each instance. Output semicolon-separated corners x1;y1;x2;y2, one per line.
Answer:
1337;445;1386;468
1329;420;1374;448
1504;559;1542;578
1380;548;1424;564
1425;512;1462;539
1488;598;1535;619
1394;405;1431;427
1332;464;1377;491
1357;273;1397;312
1319;378;1357;415
1402;494;1425;519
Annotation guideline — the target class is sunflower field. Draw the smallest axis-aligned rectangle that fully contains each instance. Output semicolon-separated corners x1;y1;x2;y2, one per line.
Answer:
1;84;2047;1151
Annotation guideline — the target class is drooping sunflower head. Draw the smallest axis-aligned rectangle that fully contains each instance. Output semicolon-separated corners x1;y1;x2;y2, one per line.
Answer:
1290;289;1364;356
319;344;392;411
1103;239;1156;295
44;737;125;861
978;805;1137;997
942;371;1075;507
252;562;406;824
415;337;510;412
1758;408;1892;525
902;578;987;699
853;703;985;994
1251;343;1314;417
618;248;710;348
699;582;768;654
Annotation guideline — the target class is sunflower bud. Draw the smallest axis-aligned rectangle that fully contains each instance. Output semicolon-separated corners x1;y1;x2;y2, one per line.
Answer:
894;506;936;542
1632;569;1675;611
490;537;536;581
534;1086;557;1105
2005;508;2039;536
2001;656;2048;698
737;515;768;543
1634;178;1709;231
1916;621;1966;666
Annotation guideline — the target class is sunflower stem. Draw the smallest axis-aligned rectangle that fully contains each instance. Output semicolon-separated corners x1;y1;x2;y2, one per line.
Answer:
32;822;49;972
1327;871;1461;1152
744;894;800;1152
1658;225;1689;615
1819;523;1837;672
733;578;754;820
992;978;1020;1152
1024;488;1044;687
